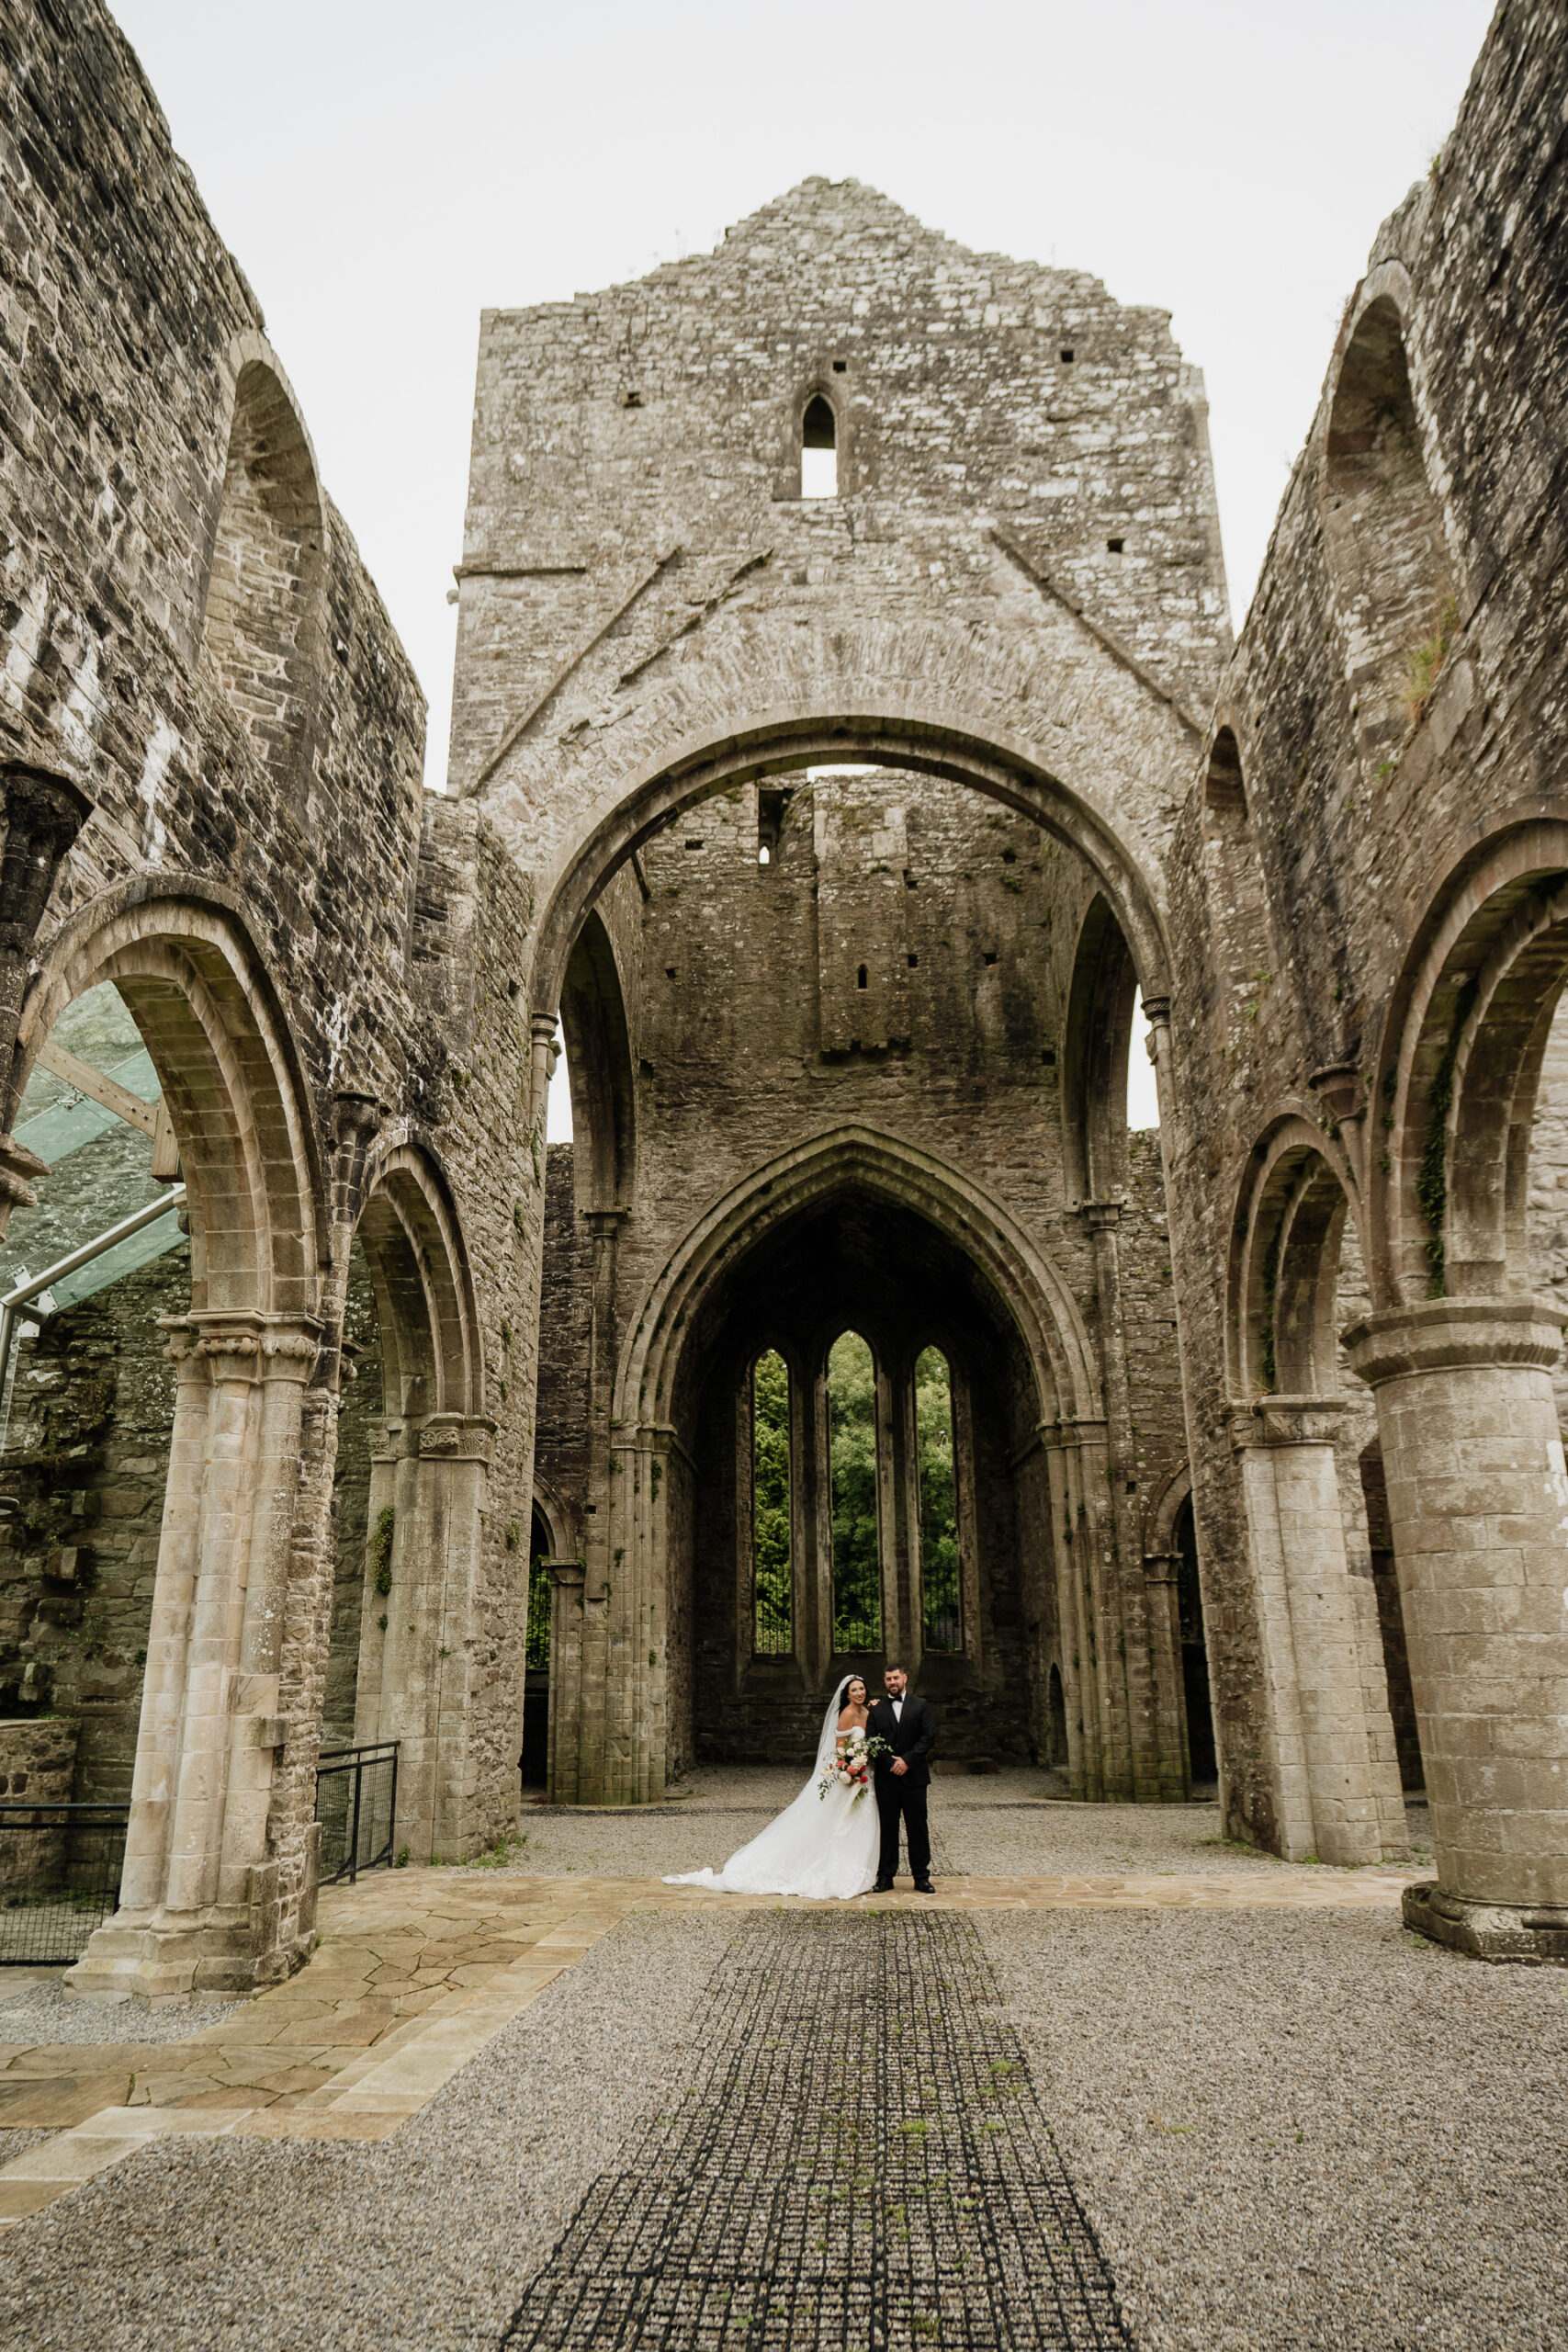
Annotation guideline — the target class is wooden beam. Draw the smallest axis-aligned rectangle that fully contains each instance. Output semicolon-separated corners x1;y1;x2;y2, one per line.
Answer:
36;1040;158;1137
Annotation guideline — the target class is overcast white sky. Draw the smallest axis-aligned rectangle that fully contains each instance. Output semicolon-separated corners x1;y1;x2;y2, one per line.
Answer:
108;0;1495;1134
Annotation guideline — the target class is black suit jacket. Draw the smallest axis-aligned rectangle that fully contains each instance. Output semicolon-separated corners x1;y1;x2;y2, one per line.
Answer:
868;1693;936;1789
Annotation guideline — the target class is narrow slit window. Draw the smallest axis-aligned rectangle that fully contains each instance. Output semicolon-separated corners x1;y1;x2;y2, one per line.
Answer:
856;964;868;990
829;1330;881;1651
751;1350;792;1654
916;1346;962;1652
802;395;838;498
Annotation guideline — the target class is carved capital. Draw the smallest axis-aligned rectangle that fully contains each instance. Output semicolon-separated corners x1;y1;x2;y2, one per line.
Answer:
160;1310;321;1385
0;764;92;956
417;1411;497;1463
1231;1393;1351;1448
1039;1415;1111;1453
546;1558;585;1589
1307;1062;1366;1125
1344;1297;1567;1386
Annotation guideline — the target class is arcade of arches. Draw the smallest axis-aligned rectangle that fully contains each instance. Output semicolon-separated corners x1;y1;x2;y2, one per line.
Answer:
1;0;1566;2003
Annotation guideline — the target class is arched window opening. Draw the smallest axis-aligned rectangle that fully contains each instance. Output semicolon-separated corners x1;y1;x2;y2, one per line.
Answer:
915;1344;962;1651
520;1504;554;1789
1126;990;1160;1131
202;361;322;787
1204;726;1247;816
546;1035;574;1142
802;394;838;499
828;1329;881;1650
1173;1496;1216;1783
526;1506;553;1673
1322;298;1453;754
751;1349;792;1654
856;964;868;991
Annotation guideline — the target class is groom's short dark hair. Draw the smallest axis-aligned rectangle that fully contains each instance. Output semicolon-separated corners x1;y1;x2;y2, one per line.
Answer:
885;1660;907;1674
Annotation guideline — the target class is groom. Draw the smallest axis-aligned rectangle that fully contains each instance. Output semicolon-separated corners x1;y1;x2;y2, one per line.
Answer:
868;1664;937;1894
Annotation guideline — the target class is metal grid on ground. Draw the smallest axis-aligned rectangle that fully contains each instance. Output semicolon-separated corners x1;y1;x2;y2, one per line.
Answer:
501;1910;1131;2351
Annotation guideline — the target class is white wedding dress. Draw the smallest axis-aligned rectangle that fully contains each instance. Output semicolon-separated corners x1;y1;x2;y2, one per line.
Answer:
664;1690;880;1899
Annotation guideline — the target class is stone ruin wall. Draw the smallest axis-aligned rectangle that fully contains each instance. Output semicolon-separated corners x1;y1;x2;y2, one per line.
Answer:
0;0;545;1864
1162;0;1568;1848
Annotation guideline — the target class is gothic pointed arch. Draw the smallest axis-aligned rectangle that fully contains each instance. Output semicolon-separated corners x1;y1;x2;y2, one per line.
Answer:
615;1123;1100;1434
558;908;637;1211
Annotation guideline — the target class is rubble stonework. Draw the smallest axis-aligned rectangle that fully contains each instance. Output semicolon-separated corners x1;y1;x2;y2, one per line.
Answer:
0;0;1563;1989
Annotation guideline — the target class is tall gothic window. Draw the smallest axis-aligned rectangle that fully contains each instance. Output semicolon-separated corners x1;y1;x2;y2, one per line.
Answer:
829;1329;881;1649
751;1349;792;1653
915;1345;962;1650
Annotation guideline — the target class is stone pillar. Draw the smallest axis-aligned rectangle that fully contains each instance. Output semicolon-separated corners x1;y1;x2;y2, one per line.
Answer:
1143;1552;1191;1796
1346;1300;1568;1960
1231;1396;1382;1865
1078;1201;1177;1798
547;1559;586;1804
355;1410;496;1860
66;1309;321;2001
1043;1417;1130;1798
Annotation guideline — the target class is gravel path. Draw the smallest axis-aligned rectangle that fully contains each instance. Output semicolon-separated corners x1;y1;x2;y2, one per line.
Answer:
0;1980;244;2045
501;1765;1409;1882
979;1905;1568;2350
0;1907;732;2352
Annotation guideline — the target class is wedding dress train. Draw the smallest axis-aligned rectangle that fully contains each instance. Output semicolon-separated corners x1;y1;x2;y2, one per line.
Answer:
663;1691;880;1900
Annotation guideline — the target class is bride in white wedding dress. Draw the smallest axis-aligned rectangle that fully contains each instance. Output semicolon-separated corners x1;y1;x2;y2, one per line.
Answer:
663;1676;880;1900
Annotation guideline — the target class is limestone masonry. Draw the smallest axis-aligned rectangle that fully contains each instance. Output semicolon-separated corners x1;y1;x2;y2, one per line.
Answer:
0;0;1565;1991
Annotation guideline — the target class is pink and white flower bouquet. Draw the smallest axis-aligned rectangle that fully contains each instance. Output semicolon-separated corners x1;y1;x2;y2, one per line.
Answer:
818;1733;891;1801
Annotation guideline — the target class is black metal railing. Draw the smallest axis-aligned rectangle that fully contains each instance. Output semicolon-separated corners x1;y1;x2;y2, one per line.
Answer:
314;1741;400;1885
0;1802;129;1965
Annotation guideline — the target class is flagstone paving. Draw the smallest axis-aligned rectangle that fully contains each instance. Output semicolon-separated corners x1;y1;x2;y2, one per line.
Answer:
0;1849;1422;2227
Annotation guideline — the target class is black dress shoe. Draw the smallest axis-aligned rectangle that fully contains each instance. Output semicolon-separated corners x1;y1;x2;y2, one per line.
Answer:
871;1880;895;1894
913;1881;937;1894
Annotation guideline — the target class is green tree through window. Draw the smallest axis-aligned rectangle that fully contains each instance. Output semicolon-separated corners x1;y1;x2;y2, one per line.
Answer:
526;1519;552;1671
752;1350;792;1653
829;1329;882;1650
916;1345;962;1650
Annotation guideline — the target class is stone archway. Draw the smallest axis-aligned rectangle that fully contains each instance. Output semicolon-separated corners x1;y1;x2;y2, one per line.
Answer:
23;887;330;2000
341;1143;491;1865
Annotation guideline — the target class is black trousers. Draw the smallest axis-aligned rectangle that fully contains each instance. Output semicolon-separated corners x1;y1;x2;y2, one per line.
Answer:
875;1774;931;1883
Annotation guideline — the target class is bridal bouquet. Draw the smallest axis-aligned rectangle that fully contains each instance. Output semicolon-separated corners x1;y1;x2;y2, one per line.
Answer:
818;1734;892;1802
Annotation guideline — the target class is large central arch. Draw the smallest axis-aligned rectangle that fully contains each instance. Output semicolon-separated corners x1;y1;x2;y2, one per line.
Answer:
528;705;1175;1018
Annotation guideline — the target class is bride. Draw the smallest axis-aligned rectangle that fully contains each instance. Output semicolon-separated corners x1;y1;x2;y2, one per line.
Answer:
664;1676;879;1899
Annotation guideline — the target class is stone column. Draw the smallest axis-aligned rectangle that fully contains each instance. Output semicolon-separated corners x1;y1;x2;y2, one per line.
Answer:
357;1410;495;1860
561;1208;625;1804
66;1309;321;2001
1346;1300;1568;1960
1142;1552;1191;1796
1078;1201;1174;1798
547;1559;586;1804
1043;1417;1129;1797
1231;1396;1382;1865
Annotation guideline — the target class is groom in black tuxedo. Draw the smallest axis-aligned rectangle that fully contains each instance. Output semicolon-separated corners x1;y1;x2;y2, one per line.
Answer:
868;1664;937;1893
